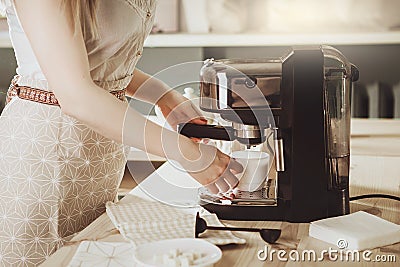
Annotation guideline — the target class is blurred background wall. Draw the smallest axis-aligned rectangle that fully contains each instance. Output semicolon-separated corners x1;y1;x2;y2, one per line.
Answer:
1;0;399;117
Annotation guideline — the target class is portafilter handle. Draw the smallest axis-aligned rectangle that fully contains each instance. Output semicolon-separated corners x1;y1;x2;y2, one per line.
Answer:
177;123;234;141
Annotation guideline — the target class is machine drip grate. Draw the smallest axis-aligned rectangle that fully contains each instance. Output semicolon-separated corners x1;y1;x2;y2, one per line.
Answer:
236;189;267;199
198;187;277;206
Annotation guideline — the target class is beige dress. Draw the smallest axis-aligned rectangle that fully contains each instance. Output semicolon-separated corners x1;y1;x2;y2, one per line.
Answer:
0;0;156;266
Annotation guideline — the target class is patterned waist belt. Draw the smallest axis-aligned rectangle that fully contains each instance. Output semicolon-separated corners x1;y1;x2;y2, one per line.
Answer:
6;76;126;106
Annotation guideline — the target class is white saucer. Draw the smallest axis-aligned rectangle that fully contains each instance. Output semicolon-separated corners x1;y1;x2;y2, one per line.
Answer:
133;238;222;267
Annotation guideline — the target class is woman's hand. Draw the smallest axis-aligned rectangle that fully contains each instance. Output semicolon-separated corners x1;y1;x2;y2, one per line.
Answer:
156;90;243;193
156;90;206;131
185;144;243;194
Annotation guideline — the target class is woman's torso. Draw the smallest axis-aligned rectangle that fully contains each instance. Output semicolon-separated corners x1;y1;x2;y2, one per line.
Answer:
0;2;158;264
4;0;156;91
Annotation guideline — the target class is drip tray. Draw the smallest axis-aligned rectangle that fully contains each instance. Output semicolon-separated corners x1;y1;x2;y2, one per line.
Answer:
198;187;277;206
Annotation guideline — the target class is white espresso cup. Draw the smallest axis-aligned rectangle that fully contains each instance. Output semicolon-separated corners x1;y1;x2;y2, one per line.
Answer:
231;151;270;192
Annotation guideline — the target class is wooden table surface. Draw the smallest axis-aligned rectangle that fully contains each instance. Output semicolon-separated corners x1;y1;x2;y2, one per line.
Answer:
41;119;400;266
40;203;400;267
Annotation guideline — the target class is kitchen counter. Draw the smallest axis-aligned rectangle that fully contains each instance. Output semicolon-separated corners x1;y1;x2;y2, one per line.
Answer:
349;119;400;223
40;118;400;266
40;175;400;266
41;195;399;267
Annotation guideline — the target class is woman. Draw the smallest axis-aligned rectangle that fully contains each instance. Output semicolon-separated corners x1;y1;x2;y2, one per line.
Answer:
0;0;242;265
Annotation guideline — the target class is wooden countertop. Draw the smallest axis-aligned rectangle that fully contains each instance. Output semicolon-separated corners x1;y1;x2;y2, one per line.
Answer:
41;119;400;266
40;195;400;267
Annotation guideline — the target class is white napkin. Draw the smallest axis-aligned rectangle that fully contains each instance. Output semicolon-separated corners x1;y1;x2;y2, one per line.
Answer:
106;196;246;246
309;211;400;250
68;241;134;267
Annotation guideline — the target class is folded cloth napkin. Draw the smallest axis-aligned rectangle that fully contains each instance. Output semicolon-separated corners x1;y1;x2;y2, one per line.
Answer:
309;211;400;250
68;241;134;267
106;196;246;246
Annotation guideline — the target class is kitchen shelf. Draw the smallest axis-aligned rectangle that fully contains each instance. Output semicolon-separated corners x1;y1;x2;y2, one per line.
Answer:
1;31;400;48
143;32;400;47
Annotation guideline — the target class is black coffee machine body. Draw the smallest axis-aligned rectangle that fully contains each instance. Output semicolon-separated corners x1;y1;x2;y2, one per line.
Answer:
179;46;359;223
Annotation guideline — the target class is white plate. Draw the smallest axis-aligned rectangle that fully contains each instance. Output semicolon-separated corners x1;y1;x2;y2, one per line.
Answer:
134;238;222;267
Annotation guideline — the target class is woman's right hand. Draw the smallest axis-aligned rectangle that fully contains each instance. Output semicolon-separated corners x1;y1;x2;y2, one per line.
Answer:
186;144;243;194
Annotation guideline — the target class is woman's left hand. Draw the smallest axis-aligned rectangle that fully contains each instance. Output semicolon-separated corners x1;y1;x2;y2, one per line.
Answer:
156;90;207;131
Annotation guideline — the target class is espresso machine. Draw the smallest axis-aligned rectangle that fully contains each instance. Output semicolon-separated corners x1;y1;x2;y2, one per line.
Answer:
178;46;359;223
